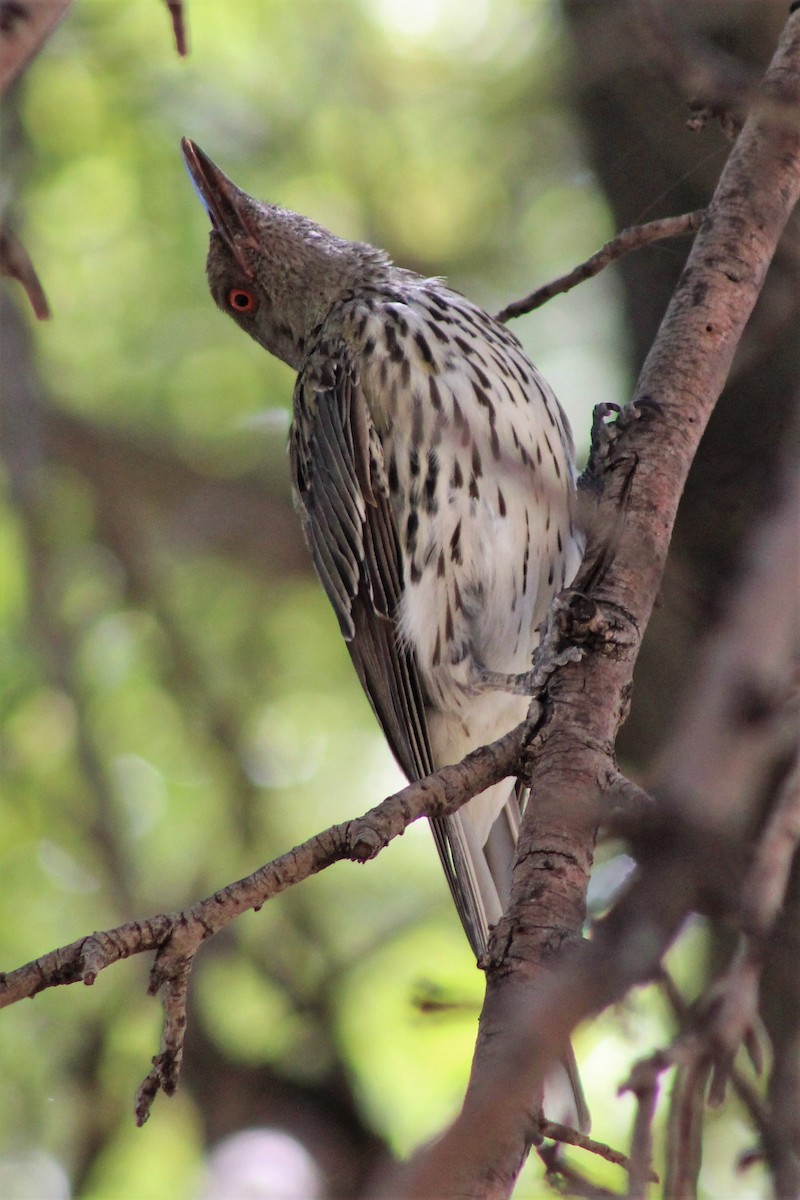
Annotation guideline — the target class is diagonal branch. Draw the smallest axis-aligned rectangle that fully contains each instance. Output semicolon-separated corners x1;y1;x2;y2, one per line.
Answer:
0;724;525;1005
494;211;705;323
390;10;800;1197
0;720;528;1119
0;225;50;318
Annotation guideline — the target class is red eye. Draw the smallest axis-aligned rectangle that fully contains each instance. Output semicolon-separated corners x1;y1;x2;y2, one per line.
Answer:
227;288;257;312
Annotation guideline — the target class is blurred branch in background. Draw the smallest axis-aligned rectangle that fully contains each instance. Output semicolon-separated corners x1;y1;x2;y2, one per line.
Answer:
0;0;73;94
0;0;185;319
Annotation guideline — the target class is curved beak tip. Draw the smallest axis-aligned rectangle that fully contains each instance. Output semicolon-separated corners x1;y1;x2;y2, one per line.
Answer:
180;139;257;277
181;136;218;219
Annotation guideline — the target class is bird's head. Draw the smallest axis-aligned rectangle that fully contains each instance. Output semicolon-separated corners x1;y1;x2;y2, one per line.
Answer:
182;139;391;370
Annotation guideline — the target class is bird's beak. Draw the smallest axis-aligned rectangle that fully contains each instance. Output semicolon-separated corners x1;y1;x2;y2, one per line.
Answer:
181;137;258;278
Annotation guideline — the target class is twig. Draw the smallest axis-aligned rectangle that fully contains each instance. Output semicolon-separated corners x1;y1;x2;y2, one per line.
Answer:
539;1120;656;1182
538;1141;623;1198
164;1;188;56
742;750;800;940
0;224;50;319
657;969;770;1140
664;1056;710;1200
619;1056;663;1198
134;952;193;1124
494;211;704;324
763;882;800;1198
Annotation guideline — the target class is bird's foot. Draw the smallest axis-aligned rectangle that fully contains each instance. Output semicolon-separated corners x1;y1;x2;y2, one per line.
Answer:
471;662;539;697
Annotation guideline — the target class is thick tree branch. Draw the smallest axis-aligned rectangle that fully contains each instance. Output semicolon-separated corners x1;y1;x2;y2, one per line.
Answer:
390;12;800;1197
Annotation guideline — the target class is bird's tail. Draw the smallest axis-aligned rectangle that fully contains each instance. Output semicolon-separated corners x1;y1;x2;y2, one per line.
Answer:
430;779;590;1133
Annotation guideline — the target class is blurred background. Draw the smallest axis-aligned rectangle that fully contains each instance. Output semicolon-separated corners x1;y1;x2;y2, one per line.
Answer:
1;1;796;1196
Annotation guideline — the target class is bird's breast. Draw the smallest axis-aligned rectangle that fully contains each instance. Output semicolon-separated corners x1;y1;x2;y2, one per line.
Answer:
339;286;581;719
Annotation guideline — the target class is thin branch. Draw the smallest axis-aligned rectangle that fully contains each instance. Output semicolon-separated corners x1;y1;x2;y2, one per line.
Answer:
619;1057;663;1198
664;1056;710;1200
134;953;193;1123
743;751;800;940
0;722;525;1011
164;1;188;56
494;211;705;323
657;969;770;1141
0;225;50;318
539;1120;656;1181
0;720;527;1119
538;1142;623;1199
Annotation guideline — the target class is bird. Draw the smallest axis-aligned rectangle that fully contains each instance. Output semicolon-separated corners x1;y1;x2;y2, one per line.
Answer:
182;138;588;1130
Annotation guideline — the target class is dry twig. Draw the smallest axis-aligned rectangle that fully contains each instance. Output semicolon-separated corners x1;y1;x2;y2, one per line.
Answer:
0;224;50;318
164;1;188;56
494;211;705;324
0;721;530;1121
539;1120;656;1183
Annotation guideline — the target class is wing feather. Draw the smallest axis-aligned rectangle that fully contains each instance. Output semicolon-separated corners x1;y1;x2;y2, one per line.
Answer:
290;341;433;783
290;338;500;961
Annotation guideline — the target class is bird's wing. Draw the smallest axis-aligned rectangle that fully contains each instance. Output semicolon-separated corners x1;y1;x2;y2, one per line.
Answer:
290;339;433;785
290;338;495;952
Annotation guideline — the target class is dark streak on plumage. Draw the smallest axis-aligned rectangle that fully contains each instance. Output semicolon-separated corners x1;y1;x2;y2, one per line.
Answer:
472;381;492;410
406;509;419;554
387;450;399;494
424;451;439;514
472;362;492;390
450;520;462;564
414;330;435;366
